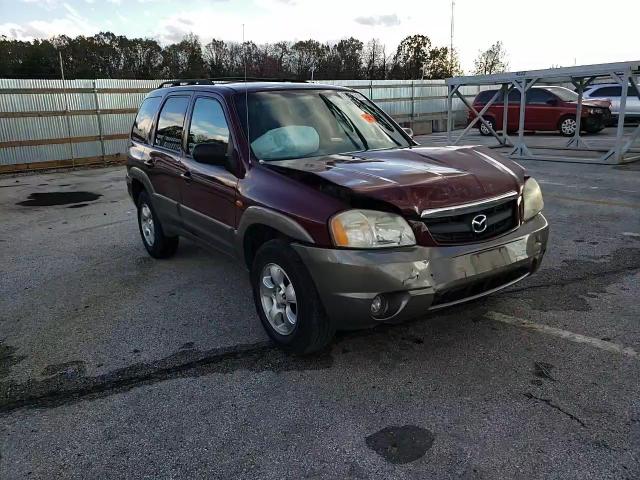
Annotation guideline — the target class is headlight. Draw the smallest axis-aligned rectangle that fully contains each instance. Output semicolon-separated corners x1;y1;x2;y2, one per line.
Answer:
522;178;544;221
330;209;416;248
588;108;602;114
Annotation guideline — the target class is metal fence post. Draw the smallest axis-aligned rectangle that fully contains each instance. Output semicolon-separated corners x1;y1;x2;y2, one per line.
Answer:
614;74;629;164
410;80;415;129
93;80;106;165
446;84;453;144
59;52;74;168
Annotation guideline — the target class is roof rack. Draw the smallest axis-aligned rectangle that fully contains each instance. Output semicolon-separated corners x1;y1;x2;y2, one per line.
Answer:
157;77;307;88
158;79;214;88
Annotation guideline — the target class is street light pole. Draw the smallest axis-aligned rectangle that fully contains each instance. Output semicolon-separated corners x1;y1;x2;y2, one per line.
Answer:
450;0;455;75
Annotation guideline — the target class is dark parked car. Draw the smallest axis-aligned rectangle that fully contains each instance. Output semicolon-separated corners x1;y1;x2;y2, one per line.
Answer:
127;80;549;353
469;86;611;136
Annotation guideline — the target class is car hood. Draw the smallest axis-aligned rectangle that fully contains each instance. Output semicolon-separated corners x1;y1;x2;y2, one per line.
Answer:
569;99;611;108
267;146;525;216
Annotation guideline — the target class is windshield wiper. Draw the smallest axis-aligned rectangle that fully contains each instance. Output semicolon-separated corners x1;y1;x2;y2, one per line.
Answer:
319;94;369;151
346;93;402;147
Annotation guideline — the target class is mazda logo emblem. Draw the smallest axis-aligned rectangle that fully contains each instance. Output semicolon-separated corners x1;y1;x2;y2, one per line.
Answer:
471;214;488;233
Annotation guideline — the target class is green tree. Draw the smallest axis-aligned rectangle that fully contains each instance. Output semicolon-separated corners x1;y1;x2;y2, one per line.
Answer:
391;34;431;79
120;37;163;79
425;46;462;79
161;33;206;78
335;37;363;79
290;39;327;80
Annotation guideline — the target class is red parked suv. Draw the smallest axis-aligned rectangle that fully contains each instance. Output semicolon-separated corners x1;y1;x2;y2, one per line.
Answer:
126;79;549;353
469;86;611;136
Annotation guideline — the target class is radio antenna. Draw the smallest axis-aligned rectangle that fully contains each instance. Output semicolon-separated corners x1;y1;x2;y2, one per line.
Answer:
243;24;251;162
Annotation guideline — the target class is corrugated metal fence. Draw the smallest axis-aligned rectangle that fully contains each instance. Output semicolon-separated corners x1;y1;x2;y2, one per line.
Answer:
0;78;482;173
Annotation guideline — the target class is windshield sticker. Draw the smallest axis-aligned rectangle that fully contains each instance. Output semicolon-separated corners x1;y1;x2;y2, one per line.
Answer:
361;113;376;123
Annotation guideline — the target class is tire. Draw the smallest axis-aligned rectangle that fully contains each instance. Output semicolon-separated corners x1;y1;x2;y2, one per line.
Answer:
251;239;334;354
478;117;496;136
558;115;577;137
137;191;179;259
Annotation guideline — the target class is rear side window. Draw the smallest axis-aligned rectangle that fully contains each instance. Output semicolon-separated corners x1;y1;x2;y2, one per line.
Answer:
154;96;190;152
187;98;230;153
131;97;161;144
527;89;555;104
590;86;621;97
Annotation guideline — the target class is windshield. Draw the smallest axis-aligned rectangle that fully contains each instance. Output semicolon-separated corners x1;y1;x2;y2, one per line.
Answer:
545;86;579;102
235;89;411;161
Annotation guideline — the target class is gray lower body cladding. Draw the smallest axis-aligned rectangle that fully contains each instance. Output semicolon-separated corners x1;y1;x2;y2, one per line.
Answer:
293;214;549;329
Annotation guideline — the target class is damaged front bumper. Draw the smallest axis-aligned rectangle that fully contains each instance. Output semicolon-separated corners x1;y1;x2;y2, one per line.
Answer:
293;213;549;329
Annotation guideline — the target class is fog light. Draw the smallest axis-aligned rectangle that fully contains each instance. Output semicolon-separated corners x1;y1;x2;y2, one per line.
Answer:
371;295;387;316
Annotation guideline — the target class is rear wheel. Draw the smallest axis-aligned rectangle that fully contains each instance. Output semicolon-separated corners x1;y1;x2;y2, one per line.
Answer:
558;116;577;136
479;117;496;136
251;239;334;354
137;191;179;258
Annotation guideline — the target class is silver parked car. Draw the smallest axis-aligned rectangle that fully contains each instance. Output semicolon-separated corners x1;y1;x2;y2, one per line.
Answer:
583;83;640;121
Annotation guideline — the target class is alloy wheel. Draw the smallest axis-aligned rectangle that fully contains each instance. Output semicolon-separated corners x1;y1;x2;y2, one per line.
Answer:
561;118;577;135
480;121;494;135
259;263;298;336
140;203;155;246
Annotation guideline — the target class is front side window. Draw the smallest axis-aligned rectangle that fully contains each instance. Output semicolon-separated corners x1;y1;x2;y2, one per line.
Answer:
131;96;161;143
475;90;498;104
187;98;230;153
154;96;190;152
234;89;411;162
508;89;521;103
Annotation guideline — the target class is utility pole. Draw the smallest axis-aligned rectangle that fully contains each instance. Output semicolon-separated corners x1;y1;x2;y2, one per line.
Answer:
450;0;455;76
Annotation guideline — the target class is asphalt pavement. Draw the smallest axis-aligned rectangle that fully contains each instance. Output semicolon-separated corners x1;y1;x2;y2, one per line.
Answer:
0;143;639;479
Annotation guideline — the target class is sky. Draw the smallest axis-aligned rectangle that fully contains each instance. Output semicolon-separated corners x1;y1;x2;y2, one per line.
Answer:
1;0;639;73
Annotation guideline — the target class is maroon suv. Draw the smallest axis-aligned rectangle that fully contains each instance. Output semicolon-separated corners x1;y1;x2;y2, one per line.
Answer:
126;80;549;353
469;86;611;136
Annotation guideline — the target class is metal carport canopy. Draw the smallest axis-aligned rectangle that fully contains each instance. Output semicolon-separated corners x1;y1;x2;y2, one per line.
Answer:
445;61;640;164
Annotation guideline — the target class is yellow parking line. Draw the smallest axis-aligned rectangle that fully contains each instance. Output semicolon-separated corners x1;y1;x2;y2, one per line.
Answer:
487;312;639;359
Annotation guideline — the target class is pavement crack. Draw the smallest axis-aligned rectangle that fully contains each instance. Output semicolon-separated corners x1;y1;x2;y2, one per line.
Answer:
0;341;334;415
523;392;586;427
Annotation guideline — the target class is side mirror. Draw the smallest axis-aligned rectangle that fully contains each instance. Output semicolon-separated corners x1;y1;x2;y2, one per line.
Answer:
192;142;227;166
546;98;558;106
402;127;414;138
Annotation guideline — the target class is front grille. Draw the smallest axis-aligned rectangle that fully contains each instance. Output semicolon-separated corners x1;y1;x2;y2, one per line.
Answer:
423;199;518;244
430;266;530;307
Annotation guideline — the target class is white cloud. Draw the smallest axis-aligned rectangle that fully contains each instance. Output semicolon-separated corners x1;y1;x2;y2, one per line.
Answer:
1;2;96;40
354;14;401;27
0;19;93;40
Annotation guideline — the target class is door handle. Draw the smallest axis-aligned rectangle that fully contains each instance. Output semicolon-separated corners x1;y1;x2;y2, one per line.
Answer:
180;171;192;181
143;159;155;167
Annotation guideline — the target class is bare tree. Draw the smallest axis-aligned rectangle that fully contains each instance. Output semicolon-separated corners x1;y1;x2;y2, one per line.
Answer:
363;38;384;79
473;41;508;75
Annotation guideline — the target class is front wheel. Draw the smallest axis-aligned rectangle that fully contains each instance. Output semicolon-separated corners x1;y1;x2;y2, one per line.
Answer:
559;116;577;137
251;239;334;354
